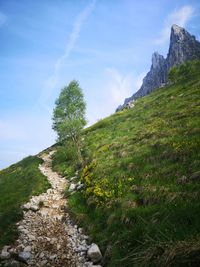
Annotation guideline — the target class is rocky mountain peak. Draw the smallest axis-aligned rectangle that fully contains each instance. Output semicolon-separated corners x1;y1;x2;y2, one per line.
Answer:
170;24;196;42
116;25;200;111
167;24;200;67
171;24;185;36
152;52;165;69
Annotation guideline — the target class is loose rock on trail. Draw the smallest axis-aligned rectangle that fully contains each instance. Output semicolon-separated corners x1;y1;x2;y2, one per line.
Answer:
0;151;102;267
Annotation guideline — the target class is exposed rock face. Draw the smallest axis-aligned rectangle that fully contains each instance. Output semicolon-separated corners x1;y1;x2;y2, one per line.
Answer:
117;24;200;111
167;25;200;67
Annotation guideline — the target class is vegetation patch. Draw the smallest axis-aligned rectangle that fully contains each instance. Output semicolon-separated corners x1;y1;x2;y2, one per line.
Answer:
53;60;200;266
0;156;50;249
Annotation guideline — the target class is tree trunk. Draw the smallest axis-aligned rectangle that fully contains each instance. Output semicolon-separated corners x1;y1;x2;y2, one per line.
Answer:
72;135;83;167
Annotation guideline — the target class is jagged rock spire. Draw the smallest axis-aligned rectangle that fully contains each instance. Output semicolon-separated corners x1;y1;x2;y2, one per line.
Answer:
152;52;165;69
171;24;185;36
167;24;200;67
116;25;200;111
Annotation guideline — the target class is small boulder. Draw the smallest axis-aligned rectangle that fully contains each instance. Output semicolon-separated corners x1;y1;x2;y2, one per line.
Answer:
87;243;102;263
30;205;39;212
40;259;48;266
78;227;83;234
0;246;10;260
22;203;39;211
47;189;53;194
27;234;36;241
49;254;57;260
22;203;31;210
21;228;29;235
68;183;76;192
24;246;32;252
0;251;10;260
18;251;31;262
39;252;45;259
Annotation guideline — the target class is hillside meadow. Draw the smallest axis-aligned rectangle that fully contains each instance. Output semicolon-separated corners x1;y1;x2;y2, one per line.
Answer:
0;61;199;266
52;61;200;266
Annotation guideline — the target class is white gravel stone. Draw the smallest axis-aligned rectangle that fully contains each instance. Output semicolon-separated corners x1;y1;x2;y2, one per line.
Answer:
24;246;32;252
0;251;10;260
30;205;39;212
68;183;77;192
2;151;98;267
87;243;102;263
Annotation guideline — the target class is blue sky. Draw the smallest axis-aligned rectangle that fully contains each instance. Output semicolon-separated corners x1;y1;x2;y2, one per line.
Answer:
0;0;200;169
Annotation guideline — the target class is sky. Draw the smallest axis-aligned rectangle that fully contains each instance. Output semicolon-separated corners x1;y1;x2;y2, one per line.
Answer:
0;0;200;169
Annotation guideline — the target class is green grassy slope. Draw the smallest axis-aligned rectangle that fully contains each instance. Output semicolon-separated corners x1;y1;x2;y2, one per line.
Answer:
52;61;200;266
0;156;50;248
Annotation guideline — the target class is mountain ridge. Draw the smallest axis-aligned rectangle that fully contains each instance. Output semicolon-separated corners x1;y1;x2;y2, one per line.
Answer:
117;24;200;111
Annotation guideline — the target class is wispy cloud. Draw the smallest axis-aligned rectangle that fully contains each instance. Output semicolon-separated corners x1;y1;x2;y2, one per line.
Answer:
39;0;96;111
155;5;194;44
105;68;144;105
0;11;7;27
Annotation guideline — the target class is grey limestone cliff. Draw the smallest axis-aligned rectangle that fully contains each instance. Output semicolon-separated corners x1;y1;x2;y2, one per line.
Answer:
117;24;200;111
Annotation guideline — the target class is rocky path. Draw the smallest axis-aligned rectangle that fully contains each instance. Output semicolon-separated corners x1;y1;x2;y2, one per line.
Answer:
0;151;102;267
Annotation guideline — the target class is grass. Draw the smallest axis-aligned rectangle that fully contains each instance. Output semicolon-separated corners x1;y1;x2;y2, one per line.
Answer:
0;156;50;249
52;60;200;266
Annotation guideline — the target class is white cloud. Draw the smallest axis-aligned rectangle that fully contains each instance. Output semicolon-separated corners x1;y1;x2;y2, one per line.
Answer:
39;0;97;111
105;68;144;106
83;69;144;126
0;11;7;26
155;5;194;44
